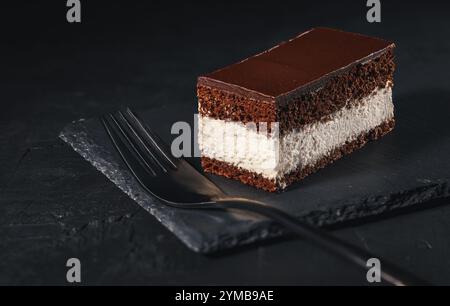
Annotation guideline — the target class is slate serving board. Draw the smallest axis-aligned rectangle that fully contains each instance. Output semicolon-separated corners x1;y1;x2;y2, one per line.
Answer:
59;92;450;253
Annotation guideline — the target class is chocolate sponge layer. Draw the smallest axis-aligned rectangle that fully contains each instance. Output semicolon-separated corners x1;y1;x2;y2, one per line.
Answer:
198;48;394;134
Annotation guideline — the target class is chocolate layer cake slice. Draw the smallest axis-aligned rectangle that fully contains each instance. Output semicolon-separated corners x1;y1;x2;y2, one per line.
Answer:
197;27;395;192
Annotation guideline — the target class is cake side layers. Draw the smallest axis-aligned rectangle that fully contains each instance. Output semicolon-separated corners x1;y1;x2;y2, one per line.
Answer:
198;48;394;134
201;118;395;192
198;85;394;183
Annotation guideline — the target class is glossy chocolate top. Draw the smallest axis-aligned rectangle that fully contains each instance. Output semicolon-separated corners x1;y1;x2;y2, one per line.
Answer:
198;27;394;102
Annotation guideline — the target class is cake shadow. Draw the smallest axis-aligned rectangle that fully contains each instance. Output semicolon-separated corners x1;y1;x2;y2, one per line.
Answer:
286;89;450;191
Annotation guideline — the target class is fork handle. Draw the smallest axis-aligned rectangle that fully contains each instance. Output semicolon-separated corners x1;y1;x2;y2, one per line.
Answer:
214;197;427;286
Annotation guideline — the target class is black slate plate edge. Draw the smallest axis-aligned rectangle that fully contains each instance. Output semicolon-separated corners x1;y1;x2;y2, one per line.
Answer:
59;118;450;254
195;182;450;253
58;123;204;252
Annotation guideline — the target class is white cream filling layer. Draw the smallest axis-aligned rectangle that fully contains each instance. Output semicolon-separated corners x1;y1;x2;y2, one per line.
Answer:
198;86;394;180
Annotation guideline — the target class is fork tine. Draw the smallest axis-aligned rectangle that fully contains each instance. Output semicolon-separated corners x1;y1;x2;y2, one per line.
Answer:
116;111;168;173
124;107;177;169
105;114;158;176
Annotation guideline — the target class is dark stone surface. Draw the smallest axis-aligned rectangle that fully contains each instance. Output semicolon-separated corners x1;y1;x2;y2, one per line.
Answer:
1;0;450;285
59;92;450;253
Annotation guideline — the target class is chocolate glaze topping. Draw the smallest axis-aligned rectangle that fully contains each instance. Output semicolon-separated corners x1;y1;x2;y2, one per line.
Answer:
198;27;394;103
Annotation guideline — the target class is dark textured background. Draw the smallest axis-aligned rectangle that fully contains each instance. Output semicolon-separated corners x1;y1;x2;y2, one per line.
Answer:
1;0;450;285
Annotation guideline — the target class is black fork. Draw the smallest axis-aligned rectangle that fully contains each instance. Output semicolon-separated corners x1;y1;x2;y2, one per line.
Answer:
101;108;427;286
